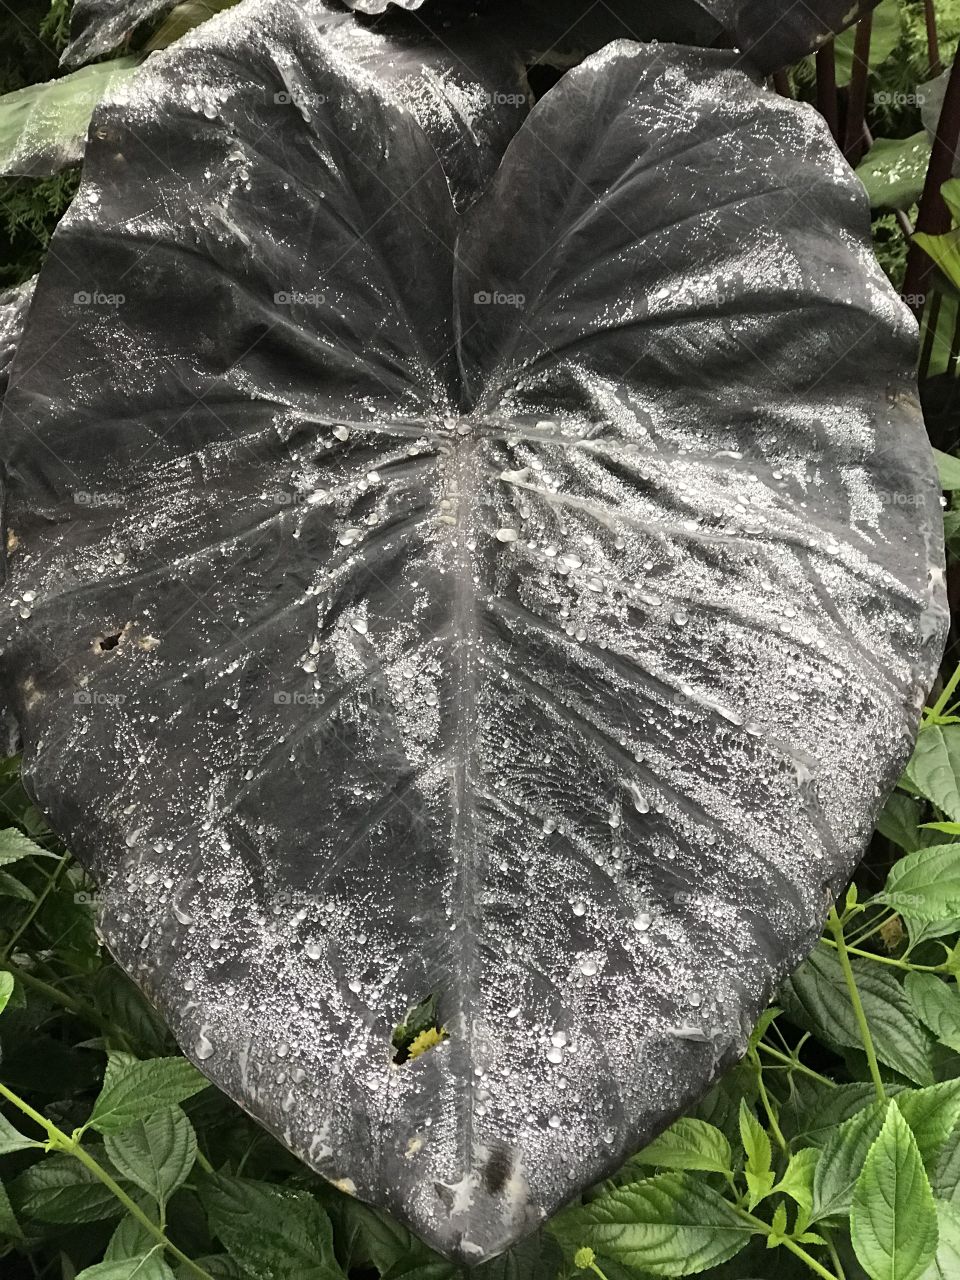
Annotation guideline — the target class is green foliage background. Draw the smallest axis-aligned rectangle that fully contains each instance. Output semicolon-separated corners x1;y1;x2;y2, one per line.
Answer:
4;3;960;1280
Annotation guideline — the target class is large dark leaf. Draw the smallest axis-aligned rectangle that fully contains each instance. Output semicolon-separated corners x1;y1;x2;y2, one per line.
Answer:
699;0;883;71
0;0;946;1263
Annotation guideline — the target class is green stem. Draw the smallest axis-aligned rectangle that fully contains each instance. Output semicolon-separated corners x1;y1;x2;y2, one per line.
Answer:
821;1228;847;1280
756;1042;836;1087
820;937;943;973
930;662;960;720
847;912;897;949
734;1206;841;1280
0;1081;213;1280
1;965;133;1048
827;909;886;1103
1;854;70;962
751;1050;787;1153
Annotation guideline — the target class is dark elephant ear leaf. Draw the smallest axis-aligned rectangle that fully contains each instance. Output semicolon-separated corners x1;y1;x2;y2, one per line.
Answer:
701;0;883;71
0;277;36;406
0;0;945;1266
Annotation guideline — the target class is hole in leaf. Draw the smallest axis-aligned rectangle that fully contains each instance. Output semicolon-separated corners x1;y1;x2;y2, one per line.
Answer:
96;629;124;652
391;994;447;1064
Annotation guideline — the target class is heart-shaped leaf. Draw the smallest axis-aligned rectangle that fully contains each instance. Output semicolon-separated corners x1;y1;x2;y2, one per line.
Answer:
0;0;945;1261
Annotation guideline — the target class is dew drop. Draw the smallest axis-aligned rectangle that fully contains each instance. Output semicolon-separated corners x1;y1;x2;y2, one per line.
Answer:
496;527;519;543
195;1032;215;1061
579;957;598;977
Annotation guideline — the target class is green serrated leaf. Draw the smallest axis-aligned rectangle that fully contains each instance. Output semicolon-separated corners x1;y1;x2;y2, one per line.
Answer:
739;1099;774;1209
906;975;960;1055
0;972;14;1016
851;1102;939;1280
876;793;924;852
811;1103;887;1224
897;1081;960;1166
877;843;960;922
906;728;960;823
10;1152;122;1223
780;945;935;1085
773;1146;820;1221
103;1107;197;1207
551;1172;753;1276
0;1176;22;1239
0;1110;41;1155
89;1057;209;1134
920;1199;960;1279
75;1257;176;1280
198;1173;345;1279
0;828;56;866
630;1118;732;1175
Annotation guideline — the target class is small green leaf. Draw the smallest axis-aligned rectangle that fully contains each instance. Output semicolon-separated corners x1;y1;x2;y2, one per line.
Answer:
0;828;56;866
876;794;924;852
0;1111;41;1155
75;1258;176;1280
630;1118;732;1175
877;844;960;922
10;1153;122;1223
773;1146;820;1222
551;1172;753;1275
906;728;960;824
748;1007;781;1052
906;975;960;1055
89;1057;209;1134
739;1100;774;1209
0;871;35;902
103;1107;197;1207
851;1101;939;1280
766;1199;788;1247
0;972;14;1016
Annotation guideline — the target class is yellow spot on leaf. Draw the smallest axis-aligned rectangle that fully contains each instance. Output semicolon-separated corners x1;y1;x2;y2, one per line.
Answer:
406;1026;446;1060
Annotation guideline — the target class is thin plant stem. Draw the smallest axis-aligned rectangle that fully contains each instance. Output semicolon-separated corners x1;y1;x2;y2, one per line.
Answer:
0;1081;214;1280
1;854;70;963
820;936;944;972
752;1051;787;1153
735;1205;842;1280
756;1042;837;1087
844;13;873;164
827;909;886;1103
816;42;839;141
